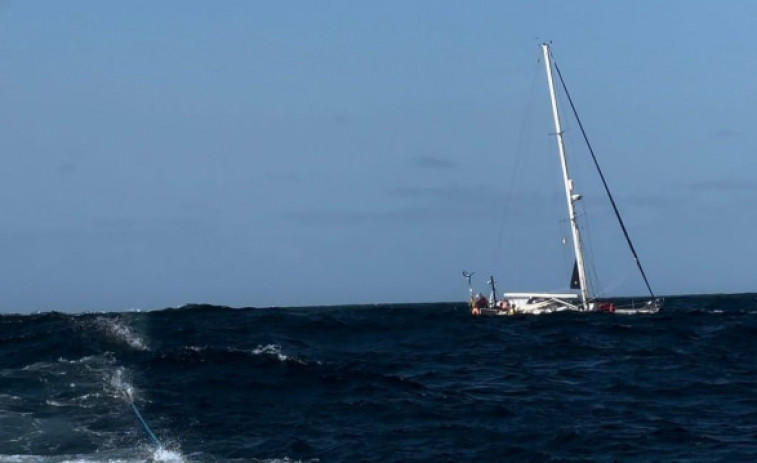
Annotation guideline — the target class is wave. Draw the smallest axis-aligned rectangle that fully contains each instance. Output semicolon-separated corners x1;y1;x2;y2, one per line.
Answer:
157;304;238;313
79;316;148;352
3;296;757;461
250;344;311;365
0;453;317;463
153;345;315;368
0;446;186;463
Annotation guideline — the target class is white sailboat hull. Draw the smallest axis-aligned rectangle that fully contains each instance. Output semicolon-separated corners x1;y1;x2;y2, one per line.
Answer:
470;295;662;316
471;292;583;316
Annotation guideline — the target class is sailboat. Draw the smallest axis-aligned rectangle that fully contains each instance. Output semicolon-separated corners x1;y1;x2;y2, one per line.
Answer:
466;43;662;316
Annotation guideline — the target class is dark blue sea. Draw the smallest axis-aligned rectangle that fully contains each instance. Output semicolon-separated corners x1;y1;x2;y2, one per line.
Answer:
1;294;756;462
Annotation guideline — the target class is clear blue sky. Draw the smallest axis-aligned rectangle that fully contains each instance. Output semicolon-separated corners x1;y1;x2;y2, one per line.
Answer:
1;1;755;312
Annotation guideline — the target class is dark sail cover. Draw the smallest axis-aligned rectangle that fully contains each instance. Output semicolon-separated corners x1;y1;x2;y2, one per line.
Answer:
570;261;581;289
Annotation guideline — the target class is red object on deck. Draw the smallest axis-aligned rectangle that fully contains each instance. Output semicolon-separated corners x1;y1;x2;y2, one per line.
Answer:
598;302;615;313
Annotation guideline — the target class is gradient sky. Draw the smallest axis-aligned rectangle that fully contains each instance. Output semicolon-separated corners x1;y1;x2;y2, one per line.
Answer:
1;1;755;312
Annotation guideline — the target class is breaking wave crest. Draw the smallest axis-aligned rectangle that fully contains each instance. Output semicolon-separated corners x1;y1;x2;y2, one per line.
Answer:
250;344;310;365
87;316;148;352
157;344;315;368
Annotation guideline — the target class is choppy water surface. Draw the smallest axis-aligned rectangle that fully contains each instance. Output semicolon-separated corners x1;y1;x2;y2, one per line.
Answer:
1;294;756;462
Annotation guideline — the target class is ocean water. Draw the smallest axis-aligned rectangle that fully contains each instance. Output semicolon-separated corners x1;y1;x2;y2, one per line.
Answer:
1;294;756;462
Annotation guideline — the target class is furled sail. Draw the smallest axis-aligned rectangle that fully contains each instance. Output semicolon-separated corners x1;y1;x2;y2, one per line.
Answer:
570;261;581;290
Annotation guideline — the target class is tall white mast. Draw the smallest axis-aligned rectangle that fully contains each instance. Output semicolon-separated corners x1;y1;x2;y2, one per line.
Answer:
541;43;590;310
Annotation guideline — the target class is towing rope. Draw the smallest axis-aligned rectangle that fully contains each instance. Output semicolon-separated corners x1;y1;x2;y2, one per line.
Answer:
129;399;162;448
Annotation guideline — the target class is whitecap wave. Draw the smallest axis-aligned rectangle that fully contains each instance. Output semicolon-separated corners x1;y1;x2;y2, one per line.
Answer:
150;447;186;463
108;368;136;403
56;355;114;366
93;317;148;352
0;447;189;463
250;345;307;365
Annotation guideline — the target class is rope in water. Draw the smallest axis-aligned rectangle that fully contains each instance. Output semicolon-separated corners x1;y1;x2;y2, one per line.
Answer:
129;400;162;448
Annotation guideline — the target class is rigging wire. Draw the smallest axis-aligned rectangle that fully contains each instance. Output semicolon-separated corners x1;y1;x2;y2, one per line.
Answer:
549;51;657;300
578;210;601;297
592;262;635;299
558;218;572;283
550;63;601;296
493;56;542;271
